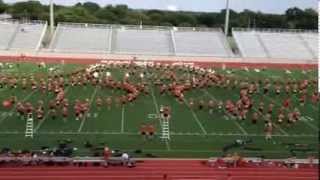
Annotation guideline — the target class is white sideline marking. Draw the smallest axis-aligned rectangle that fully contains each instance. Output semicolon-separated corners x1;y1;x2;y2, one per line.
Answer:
0;131;316;137
149;83;171;151
121;106;125;133
78;86;98;132
0;90;36;125
202;89;248;135
182;98;207;135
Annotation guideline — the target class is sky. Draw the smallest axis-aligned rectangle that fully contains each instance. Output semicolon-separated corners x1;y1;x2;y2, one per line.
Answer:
3;0;319;14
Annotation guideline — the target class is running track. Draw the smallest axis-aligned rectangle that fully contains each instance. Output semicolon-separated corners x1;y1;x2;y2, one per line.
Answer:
0;160;317;180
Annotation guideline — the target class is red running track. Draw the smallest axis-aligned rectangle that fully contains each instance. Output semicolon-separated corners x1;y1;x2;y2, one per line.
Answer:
0;160;317;180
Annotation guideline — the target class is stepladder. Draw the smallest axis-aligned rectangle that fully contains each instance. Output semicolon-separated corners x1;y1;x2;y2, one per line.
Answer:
25;113;34;138
160;116;170;141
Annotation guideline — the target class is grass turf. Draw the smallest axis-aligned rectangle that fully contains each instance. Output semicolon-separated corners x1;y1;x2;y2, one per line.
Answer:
0;62;318;159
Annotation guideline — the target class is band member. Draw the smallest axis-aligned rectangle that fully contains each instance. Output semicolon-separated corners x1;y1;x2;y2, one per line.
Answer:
265;121;273;141
62;106;68;120
147;124;155;139
208;100;215;114
217;101;223;111
258;102;264;113
36;107;44;120
292;108;301;122
252;112;259;124
311;91;319;104
140;124;147;140
105;97;112;110
275;83;281;95
188;98;195;109
267;103;274;114
96;96;103;109
21;78;27;90
160;106;171;120
283;98;291;109
299;94;306;106
198;100;205;110
49;108;57;120
277;112;285;124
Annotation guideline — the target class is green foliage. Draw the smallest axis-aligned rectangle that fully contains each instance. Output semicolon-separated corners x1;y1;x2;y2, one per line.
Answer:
8;1;46;20
0;0;7;13
2;1;317;30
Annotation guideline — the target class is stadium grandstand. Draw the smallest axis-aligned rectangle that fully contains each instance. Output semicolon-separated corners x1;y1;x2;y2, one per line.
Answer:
233;28;317;60
0;20;47;51
0;19;318;61
0;0;318;180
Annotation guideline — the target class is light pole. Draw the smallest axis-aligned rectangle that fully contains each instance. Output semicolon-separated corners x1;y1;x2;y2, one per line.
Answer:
224;0;230;36
50;0;54;35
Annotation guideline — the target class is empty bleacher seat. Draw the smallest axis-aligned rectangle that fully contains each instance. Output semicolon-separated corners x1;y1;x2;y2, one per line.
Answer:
259;32;314;60
10;23;46;50
0;21;19;50
232;30;268;58
51;23;111;53
174;30;232;57
113;28;173;55
0;20;46;51
299;33;318;57
232;28;317;60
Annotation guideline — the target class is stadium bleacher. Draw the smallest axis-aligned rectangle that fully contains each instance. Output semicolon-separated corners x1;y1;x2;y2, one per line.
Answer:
0;21;19;50
0;20;318;61
232;28;318;60
173;28;233;57
50;23;111;53
113;27;173;55
49;23;233;57
0;20;47;51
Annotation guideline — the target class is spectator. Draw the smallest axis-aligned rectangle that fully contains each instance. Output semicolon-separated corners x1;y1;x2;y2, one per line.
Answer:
121;152;129;166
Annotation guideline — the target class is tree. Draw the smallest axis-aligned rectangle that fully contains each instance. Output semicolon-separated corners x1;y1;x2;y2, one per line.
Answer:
82;2;100;13
0;0;317;30
9;1;46;20
55;6;97;23
0;0;7;14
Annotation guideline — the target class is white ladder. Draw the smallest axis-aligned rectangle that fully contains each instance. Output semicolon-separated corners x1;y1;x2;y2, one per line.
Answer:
25;113;34;138
160;119;170;140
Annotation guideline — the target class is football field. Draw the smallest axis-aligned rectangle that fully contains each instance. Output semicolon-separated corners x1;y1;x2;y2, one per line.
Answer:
0;62;318;158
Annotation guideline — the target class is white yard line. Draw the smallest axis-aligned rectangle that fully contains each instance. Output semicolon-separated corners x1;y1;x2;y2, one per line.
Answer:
233;120;248;135
78;86;98;132
121;106;125;133
0;90;36;125
182;98;207;135
202;89;248;135
262;96;301;136
301;117;319;131
149;83;171;151
33;113;50;133
34;87;71;133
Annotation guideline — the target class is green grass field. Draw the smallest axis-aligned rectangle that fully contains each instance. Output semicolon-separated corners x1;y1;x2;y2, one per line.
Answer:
0;62;318;159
